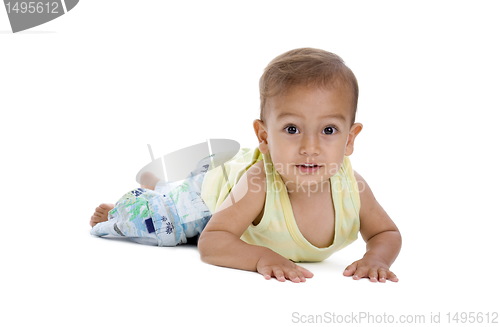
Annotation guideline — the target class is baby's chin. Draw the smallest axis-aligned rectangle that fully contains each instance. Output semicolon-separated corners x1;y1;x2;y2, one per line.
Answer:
278;171;334;191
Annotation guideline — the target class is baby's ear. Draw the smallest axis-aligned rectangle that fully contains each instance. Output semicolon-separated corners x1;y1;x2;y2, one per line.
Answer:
345;123;363;156
253;119;269;154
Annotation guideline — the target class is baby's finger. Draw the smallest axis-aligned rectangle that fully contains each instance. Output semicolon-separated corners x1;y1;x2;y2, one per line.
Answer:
297;265;314;279
352;265;369;280
343;262;358;277
387;271;399;282
378;269;388;283
294;270;306;283
257;266;273;280
297;266;314;282
273;267;286;282
286;270;301;283
368;268;379;282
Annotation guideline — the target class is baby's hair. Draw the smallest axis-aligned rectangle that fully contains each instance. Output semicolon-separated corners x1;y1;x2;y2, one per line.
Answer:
259;48;359;124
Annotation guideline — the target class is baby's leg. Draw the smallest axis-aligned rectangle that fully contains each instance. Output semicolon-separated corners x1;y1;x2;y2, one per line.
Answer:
90;188;178;246
90;171;159;228
90;203;114;227
90;164;212;246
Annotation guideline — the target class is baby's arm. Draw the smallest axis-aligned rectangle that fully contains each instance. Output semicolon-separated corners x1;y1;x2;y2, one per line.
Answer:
198;161;313;283
343;171;402;282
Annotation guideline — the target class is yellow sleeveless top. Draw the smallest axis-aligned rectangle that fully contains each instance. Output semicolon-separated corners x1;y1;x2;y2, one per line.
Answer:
201;148;360;262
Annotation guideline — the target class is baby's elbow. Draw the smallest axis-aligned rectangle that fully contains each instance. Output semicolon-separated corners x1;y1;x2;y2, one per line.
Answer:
388;229;402;244
197;233;209;258
198;231;216;263
396;229;402;247
387;229;403;251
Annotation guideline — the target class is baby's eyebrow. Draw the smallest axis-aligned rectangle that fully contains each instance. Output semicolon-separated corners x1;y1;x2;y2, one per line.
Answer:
276;112;347;122
320;113;347;122
275;112;300;121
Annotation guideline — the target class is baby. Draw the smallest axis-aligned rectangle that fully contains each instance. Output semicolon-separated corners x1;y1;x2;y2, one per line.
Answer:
90;48;401;283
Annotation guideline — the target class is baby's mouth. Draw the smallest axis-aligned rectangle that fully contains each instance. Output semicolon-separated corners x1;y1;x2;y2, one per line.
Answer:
298;163;319;167
295;163;321;173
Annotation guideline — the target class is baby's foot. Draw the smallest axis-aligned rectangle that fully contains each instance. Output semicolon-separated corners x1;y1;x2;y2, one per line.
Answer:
90;203;114;227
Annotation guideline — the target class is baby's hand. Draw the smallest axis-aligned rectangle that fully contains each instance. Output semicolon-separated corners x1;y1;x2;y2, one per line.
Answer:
343;255;398;283
256;251;314;283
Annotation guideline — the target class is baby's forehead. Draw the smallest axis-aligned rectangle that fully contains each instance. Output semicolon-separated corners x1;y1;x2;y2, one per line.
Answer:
263;84;355;122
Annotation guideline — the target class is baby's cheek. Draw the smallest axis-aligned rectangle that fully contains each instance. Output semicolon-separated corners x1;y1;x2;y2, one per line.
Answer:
271;161;288;175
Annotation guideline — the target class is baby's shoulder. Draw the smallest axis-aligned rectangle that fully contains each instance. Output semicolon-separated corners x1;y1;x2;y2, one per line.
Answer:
226;159;267;197
352;169;377;211
247;159;265;176
215;158;266;214
242;160;266;225
243;159;267;192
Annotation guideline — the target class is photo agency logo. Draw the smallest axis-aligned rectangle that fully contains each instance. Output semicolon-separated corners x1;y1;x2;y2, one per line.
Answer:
3;0;79;33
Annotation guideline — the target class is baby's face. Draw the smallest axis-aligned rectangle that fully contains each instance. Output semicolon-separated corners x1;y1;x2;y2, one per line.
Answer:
256;85;362;191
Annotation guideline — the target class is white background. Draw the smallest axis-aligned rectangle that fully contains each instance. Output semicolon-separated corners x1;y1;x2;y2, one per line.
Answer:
1;1;499;326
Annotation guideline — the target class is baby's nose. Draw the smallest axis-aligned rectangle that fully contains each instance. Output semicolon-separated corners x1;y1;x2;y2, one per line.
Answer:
299;135;320;156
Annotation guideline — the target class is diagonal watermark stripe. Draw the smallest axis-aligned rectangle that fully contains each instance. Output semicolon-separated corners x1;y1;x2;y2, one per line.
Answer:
3;0;79;33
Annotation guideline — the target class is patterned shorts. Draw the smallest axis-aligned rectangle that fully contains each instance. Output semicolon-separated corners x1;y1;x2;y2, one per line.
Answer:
90;169;212;246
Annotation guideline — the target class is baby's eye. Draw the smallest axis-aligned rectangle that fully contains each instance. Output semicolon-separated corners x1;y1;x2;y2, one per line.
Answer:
323;126;337;135
285;125;299;134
